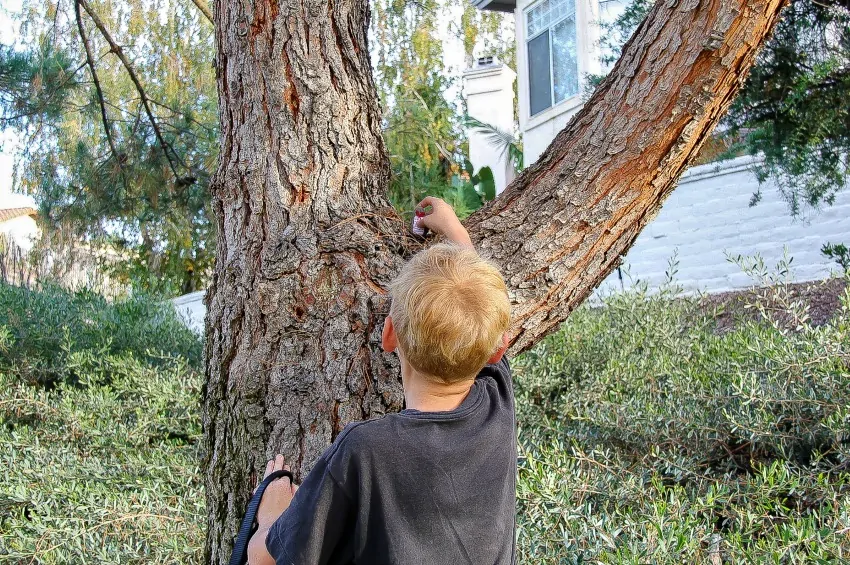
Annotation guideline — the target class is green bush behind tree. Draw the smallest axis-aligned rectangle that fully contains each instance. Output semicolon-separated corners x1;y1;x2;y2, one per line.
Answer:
0;282;204;563
1;275;847;563
515;277;850;562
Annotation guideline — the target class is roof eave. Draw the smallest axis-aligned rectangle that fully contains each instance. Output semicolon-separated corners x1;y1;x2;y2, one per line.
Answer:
471;0;516;12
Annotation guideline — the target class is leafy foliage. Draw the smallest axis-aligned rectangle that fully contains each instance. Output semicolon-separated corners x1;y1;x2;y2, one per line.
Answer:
0;281;202;382
2;0;217;295
372;0;513;219
823;242;850;272
382;71;466;214
0;41;78;125
464;115;523;173
732;2;850;215
514;276;850;563
445;161;498;219
0;284;203;563
2;274;847;562
596;0;850;216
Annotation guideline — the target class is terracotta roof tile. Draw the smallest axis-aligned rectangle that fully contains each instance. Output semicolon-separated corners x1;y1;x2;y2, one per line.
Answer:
0;207;38;223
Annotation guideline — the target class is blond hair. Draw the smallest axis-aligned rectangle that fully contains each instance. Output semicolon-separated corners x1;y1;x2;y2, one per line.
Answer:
389;243;511;383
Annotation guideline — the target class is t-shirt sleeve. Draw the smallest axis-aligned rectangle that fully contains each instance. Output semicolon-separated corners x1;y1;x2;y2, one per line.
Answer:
265;449;355;565
476;355;513;403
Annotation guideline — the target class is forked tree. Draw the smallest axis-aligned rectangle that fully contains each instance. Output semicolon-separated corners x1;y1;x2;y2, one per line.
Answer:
203;0;789;561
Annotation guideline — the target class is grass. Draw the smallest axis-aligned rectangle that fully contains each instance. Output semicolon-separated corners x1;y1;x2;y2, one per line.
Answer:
0;278;848;563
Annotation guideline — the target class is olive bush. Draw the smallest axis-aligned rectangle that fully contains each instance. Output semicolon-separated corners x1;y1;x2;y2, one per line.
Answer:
0;277;847;563
514;277;849;563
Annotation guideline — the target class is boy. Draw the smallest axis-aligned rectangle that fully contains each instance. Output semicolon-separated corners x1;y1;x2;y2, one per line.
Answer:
248;197;516;565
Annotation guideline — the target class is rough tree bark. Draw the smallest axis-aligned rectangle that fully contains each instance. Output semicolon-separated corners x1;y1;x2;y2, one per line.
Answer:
203;0;789;562
203;0;410;558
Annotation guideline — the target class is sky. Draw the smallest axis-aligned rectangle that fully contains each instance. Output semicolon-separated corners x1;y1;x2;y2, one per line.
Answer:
0;0;31;207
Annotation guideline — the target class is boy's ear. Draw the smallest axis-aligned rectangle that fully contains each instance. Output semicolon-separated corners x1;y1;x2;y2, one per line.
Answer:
487;333;510;365
382;316;398;353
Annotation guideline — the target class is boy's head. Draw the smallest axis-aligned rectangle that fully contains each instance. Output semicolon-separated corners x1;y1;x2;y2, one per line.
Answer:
384;243;511;383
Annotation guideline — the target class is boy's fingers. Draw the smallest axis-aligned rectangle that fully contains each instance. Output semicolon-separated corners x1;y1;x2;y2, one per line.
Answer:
274;454;285;471
417;196;443;210
263;458;275;479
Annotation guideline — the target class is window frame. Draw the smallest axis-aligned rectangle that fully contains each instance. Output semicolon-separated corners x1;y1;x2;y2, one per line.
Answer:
524;0;580;117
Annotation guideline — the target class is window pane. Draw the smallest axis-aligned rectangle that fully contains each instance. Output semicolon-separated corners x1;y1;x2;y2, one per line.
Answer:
526;0;549;37
552;17;578;103
528;32;552;115
549;0;575;22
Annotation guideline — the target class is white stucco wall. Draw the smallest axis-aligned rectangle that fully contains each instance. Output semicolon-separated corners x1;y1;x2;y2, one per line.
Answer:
0;214;39;253
463;62;517;194
595;156;850;296
172;290;206;334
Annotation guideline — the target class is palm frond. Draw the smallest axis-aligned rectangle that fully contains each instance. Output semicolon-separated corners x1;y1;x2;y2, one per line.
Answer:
463;115;523;171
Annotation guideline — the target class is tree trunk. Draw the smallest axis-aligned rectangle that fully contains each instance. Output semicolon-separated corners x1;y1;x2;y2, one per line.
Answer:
203;0;411;560
204;0;789;562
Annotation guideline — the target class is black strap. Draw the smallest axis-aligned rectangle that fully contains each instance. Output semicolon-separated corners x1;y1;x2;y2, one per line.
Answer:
228;469;294;565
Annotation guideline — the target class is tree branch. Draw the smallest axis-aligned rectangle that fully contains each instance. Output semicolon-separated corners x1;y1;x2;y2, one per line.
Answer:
188;0;213;24
464;0;792;355
77;0;187;181
74;0;127;186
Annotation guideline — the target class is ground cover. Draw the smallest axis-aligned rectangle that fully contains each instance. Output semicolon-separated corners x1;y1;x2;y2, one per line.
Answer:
0;279;847;563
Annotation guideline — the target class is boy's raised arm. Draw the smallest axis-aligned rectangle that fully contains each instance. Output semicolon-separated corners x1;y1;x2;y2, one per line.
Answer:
417;197;474;249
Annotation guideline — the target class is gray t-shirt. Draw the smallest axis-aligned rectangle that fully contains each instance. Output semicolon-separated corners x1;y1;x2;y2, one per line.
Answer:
266;357;517;565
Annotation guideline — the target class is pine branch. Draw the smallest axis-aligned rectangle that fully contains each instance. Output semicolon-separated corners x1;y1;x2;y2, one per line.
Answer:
76;0;190;183
189;0;213;24
74;0;127;186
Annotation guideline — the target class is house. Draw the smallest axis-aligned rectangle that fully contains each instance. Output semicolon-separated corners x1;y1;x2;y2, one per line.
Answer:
465;0;850;294
0;199;128;295
468;0;617;167
0;205;39;254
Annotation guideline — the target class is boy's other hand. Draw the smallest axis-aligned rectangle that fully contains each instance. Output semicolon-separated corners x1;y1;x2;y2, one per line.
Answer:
417;196;473;248
256;454;299;528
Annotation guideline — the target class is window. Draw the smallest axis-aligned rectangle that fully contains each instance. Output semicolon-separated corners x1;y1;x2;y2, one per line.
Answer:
525;0;579;116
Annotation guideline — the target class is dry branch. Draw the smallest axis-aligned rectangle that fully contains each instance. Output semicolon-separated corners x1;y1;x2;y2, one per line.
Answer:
77;0;189;181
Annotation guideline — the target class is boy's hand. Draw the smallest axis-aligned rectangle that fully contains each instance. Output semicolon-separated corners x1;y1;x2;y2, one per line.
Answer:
417;196;473;248
247;455;299;565
256;454;299;528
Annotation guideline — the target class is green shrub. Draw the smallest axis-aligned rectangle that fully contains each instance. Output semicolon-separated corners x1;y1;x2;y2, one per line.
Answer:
514;279;850;563
0;285;204;564
0;282;202;383
1;278;847;564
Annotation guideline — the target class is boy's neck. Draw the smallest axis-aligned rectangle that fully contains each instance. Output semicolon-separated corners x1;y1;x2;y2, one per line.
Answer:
402;363;474;412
